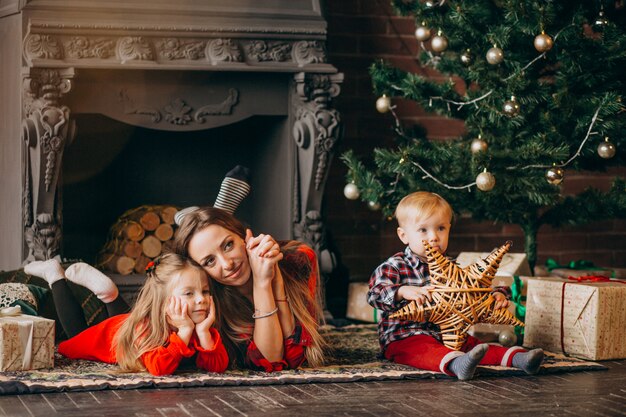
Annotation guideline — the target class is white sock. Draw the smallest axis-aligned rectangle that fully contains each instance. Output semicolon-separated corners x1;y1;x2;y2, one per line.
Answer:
24;259;66;287
65;263;119;303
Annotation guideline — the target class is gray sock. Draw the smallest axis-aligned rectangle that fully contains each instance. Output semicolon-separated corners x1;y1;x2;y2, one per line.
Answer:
512;348;544;374
448;344;489;381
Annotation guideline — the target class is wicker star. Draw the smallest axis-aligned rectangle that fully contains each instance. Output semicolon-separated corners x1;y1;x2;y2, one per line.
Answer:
389;240;524;350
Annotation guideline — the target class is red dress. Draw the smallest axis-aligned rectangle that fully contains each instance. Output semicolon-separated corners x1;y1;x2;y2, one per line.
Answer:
58;314;229;376
244;244;318;372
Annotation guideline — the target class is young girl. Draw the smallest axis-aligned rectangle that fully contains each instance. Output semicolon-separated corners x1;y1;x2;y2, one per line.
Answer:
24;253;228;376
173;206;325;372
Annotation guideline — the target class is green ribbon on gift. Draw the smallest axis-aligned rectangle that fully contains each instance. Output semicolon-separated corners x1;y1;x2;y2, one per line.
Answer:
545;258;597;271
511;275;526;337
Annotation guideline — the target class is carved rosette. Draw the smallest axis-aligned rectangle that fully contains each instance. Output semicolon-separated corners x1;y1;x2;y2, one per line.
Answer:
246;41;292;62
22;68;75;262
206;39;243;65
292;41;326;67
23;34;63;61
117;37;154;63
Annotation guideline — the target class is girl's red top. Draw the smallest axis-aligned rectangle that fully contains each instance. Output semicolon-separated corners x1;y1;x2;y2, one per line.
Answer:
58;313;229;376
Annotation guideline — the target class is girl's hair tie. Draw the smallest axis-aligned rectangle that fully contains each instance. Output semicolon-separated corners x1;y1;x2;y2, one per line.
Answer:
145;257;161;275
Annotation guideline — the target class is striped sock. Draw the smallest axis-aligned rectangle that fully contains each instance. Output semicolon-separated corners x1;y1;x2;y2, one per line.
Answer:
214;165;251;214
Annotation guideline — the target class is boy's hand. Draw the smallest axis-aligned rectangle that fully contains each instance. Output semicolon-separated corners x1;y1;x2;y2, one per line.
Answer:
397;285;435;306
493;292;510;310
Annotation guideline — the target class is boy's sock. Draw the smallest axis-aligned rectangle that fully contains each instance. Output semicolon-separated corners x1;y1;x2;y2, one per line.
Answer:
65;263;118;303
512;348;544;375
24;259;66;287
448;344;489;381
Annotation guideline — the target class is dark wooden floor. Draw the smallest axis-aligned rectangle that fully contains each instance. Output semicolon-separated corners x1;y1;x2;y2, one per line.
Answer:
1;360;624;417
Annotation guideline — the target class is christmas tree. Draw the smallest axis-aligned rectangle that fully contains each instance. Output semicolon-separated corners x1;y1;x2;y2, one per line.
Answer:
342;0;626;271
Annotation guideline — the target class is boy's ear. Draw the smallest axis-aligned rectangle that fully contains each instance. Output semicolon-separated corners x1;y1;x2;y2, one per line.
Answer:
397;227;409;245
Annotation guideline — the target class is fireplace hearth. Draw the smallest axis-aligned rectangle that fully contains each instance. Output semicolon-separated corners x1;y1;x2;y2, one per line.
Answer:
0;0;344;281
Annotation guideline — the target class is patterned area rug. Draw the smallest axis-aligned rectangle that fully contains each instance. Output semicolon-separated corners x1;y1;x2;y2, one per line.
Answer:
0;324;606;394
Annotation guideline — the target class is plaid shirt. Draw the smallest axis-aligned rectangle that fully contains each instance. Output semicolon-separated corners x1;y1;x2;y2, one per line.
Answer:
368;246;511;353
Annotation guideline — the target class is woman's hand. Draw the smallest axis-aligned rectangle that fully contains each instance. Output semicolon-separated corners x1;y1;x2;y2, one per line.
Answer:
245;229;284;288
195;296;216;350
493;292;510;310
396;285;435;306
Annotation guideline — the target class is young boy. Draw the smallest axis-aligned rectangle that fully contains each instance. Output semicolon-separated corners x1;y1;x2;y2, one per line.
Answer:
368;191;543;380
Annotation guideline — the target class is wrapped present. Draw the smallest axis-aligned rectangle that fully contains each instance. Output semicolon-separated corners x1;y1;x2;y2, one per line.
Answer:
0;307;55;371
524;276;626;360
346;282;381;323
456;252;531;277
543;258;614;280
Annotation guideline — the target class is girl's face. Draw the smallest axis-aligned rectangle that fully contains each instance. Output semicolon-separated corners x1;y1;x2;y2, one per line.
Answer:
187;224;251;288
170;267;212;324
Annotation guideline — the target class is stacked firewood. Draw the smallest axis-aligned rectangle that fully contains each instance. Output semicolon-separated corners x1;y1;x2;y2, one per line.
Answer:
97;205;179;275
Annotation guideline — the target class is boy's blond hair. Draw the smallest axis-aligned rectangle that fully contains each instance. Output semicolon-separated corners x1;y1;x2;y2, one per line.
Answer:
395;191;453;227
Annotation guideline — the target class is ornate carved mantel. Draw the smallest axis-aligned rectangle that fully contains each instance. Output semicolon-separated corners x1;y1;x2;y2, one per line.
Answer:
0;0;343;273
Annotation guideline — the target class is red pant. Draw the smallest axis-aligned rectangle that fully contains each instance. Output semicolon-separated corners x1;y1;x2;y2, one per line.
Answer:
385;334;525;376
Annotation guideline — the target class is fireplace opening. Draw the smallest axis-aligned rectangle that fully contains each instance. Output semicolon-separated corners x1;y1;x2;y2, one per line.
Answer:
62;113;293;263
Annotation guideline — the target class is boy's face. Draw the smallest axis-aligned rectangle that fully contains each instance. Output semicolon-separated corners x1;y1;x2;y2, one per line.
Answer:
397;210;451;259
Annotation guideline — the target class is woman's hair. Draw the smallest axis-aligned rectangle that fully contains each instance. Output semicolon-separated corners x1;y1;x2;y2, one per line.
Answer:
173;206;326;368
114;251;207;372
395;191;453;228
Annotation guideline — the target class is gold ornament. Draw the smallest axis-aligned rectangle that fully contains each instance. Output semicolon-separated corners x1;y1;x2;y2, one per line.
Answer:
389;241;523;350
476;169;496;191
470;135;488;154
415;24;431;42
368;201;381;211
343;182;360;200
376;94;391;113
460;49;473;66
534;31;554;52
486;46;504;65
545;166;564;185
430;31;448;53
503;96;521;116
597;137;616;159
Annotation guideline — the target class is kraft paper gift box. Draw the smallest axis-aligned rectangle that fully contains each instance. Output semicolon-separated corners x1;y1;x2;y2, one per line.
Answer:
0;312;55;371
346;282;381;323
524;277;626;360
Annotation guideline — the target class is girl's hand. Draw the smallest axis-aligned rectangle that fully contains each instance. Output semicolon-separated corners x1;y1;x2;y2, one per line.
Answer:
195;296;216;336
396;285;435;306
166;296;195;332
493;292;510;310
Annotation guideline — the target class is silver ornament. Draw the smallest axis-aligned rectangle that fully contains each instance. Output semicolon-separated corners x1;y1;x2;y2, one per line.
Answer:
486;46;504;65
503;96;521;117
415;25;431;42
498;328;517;347
534;32;554;52
343;183;360;200
430;33;448;53
471;136;488;154
594;10;609;31
476;170;496;191
376;94;391;113
597;137;616;159
368;201;381;211
545;166;564;185
460;49;473;66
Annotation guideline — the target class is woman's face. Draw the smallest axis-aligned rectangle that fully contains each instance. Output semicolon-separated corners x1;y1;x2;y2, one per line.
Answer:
187;224;251;287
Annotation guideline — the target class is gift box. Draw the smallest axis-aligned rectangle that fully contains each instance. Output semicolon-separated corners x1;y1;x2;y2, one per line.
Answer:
346;282;381;323
0;312;55;371
524;276;626;360
455;252;531;277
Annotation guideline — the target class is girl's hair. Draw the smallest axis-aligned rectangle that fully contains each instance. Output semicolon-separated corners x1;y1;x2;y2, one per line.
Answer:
173;206;326;368
114;252;207;372
395;191;453;227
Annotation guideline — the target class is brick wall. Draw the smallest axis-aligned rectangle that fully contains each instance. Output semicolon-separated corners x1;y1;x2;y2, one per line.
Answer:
324;0;626;282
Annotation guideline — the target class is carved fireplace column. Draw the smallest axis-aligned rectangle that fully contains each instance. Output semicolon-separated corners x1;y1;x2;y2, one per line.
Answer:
291;72;344;274
21;67;76;262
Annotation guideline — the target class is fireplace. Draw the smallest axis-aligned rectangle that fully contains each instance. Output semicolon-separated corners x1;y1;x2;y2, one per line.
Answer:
0;0;344;281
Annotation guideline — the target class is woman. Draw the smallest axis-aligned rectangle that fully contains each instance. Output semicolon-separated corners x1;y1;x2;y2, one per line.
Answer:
173;207;325;372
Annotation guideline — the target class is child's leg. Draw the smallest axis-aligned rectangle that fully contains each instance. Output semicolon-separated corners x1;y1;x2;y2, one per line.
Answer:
65;262;119;303
105;295;131;316
385;334;463;374
50;280;89;338
462;335;525;367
